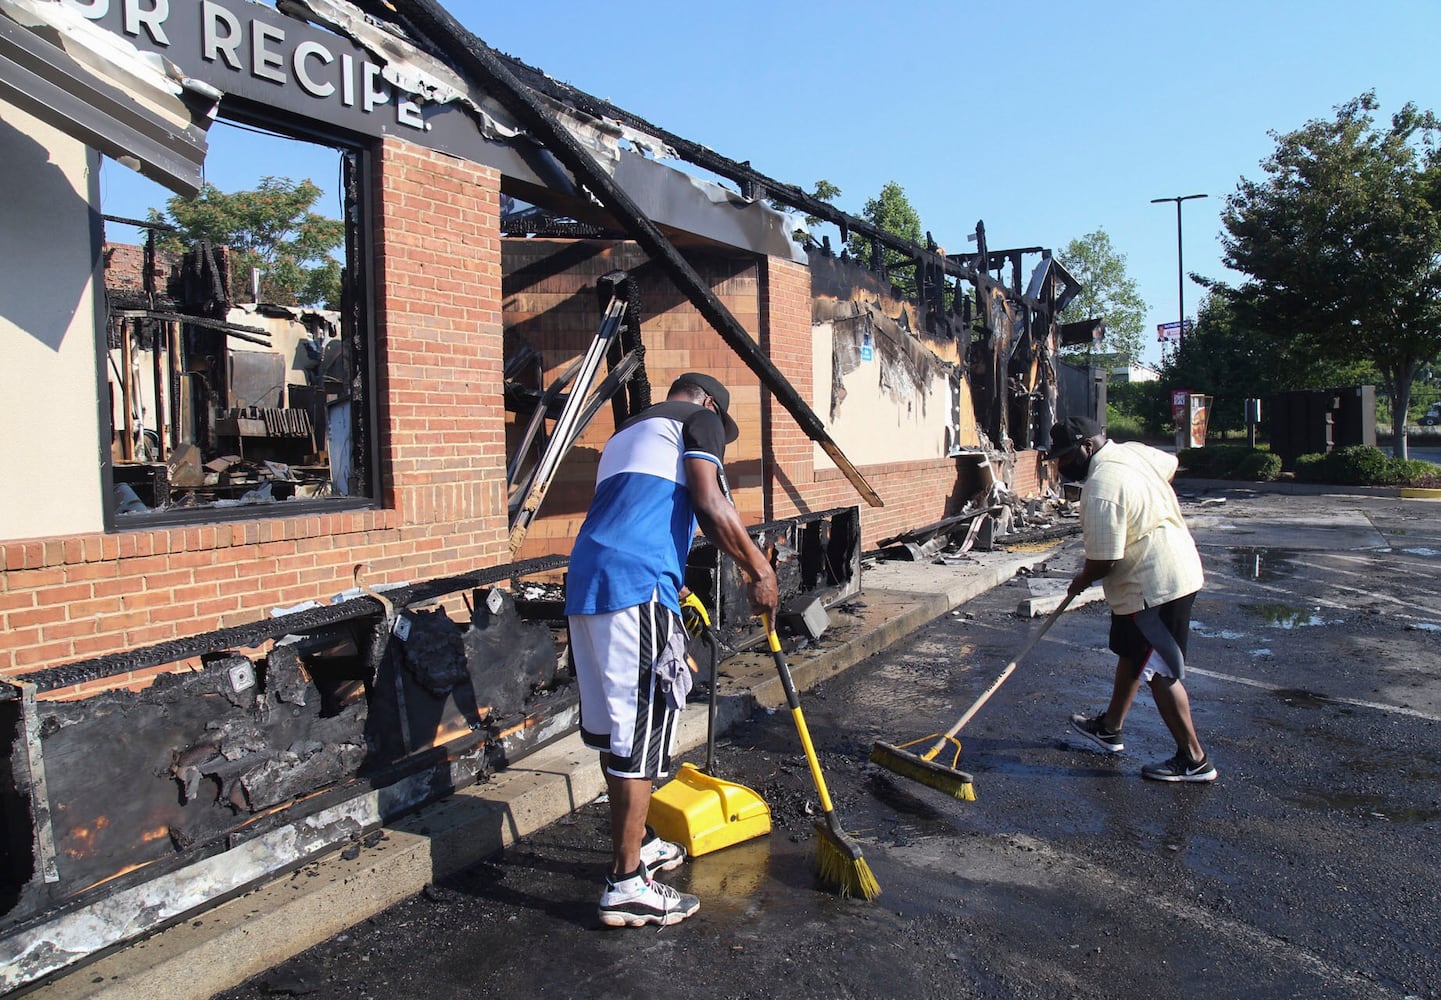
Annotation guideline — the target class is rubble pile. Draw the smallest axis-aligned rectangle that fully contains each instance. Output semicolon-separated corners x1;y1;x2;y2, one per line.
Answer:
875;469;1078;565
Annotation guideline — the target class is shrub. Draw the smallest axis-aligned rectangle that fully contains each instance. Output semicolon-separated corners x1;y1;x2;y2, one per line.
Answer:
1292;447;1439;486
1293;453;1327;482
1325;445;1394;485
1108;381;1172;438
1392;458;1441;486
1178;444;1269;479
1105;404;1147;442
1234;451;1283;481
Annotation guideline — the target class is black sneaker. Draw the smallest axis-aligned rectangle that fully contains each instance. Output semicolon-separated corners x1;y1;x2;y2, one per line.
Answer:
1070;712;1124;753
1142;752;1218;783
598;871;699;928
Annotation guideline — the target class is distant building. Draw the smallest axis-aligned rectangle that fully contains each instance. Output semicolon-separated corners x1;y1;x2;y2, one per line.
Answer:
1109;363;1160;385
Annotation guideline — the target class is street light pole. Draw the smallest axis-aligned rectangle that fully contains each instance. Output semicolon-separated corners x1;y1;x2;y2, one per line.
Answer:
1151;193;1208;349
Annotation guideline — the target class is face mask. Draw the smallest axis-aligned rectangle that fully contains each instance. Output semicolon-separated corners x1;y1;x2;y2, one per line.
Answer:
1056;447;1092;482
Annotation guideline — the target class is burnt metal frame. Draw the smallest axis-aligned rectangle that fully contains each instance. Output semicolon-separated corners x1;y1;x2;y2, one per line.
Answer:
344;1;1080;469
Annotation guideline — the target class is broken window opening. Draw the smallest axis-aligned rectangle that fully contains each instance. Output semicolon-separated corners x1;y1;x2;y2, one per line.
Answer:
99;114;376;525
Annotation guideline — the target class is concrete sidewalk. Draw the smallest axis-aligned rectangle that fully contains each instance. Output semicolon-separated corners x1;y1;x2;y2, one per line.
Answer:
32;545;1075;1000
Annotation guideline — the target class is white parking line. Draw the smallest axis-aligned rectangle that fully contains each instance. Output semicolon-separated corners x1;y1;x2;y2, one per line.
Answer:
1187;666;1441;723
1205;553;1439;616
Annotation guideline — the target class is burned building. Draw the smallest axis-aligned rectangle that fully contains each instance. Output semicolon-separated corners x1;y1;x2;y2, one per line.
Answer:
0;0;1096;988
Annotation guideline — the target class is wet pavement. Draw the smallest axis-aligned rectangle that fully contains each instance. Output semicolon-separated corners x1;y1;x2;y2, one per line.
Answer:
211;488;1441;1000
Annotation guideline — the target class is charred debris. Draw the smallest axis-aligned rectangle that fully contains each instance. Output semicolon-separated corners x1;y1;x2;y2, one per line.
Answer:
873;473;1082;563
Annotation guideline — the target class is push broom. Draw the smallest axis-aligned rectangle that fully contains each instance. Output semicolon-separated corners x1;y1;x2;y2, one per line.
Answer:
871;593;1075;800
765;617;880;901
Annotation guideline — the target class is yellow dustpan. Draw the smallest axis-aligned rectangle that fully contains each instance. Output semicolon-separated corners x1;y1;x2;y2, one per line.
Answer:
648;609;771;856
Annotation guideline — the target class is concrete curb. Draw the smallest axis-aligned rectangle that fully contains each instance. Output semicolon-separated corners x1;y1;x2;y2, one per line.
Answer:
31;548;1063;999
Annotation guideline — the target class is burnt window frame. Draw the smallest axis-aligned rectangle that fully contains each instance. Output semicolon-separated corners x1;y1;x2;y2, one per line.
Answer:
99;98;380;530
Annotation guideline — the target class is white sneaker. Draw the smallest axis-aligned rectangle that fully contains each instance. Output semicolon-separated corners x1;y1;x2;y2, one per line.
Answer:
598;872;699;928
639;828;686;878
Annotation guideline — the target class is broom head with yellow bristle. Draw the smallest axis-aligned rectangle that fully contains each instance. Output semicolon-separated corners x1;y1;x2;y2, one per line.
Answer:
813;811;881;900
870;739;977;801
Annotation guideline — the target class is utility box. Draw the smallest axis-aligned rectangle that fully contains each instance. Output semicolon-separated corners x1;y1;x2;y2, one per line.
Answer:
1267;386;1376;469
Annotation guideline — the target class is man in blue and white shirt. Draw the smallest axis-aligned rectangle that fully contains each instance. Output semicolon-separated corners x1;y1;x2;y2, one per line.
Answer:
567;372;777;927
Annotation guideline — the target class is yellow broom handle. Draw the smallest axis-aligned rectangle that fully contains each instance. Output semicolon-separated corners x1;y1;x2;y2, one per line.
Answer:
791;707;836;814
765;616;838;816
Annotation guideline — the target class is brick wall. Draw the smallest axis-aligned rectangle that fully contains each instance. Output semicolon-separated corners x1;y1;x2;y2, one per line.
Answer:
0;140;512;692
374;142;509;547
504;239;765;557
5;186;1021;689
101;242;179;294
1010;450;1043;498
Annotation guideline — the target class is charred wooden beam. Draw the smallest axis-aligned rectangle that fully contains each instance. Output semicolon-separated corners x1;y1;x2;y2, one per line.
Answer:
383;0;883;508
109;309;271;347
487;49;980;289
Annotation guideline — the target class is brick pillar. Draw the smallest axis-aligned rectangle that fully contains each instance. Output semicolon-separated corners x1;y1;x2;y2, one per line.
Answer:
759;257;815;520
374;141;508;558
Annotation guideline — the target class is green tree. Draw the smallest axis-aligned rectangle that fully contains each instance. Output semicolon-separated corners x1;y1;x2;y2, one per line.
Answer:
1057;229;1148;365
1215;92;1441;458
150;177;344;309
770;178;841;227
847;181;924;296
772;179;843;245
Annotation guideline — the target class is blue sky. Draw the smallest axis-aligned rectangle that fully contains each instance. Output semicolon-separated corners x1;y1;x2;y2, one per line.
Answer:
101;0;1441;366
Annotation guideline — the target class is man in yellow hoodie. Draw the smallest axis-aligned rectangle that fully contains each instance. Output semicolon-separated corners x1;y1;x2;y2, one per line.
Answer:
1048;416;1217;782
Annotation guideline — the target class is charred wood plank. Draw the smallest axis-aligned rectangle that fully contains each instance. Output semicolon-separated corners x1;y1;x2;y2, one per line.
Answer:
492;53;977;289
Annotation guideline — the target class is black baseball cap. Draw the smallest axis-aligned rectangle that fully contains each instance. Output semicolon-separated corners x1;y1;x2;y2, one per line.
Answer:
1046;415;1105;458
670;372;739;443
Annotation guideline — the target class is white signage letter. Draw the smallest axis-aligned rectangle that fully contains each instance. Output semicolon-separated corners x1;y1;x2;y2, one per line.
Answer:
362;62;389;113
252;21;286;84
293;41;335;98
341;53;355;106
123;0;169;45
397;97;425;130
202;1;242;70
66;0;110;18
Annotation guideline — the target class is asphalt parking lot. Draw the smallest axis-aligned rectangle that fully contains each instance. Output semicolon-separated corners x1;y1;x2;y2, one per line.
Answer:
194;486;1441;1000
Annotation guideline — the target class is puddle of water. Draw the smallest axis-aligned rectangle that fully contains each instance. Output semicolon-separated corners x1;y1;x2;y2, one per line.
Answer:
1272;687;1333;708
1229;546;1301;581
1341;751;1441;779
1408;622;1441;633
1190;620;1248;640
1282;788;1441;823
1240;603;1333;628
1249;648;1273;659
1400;547;1441;557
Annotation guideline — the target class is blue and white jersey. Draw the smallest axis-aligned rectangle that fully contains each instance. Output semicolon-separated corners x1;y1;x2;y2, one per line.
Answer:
565;401;728;616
